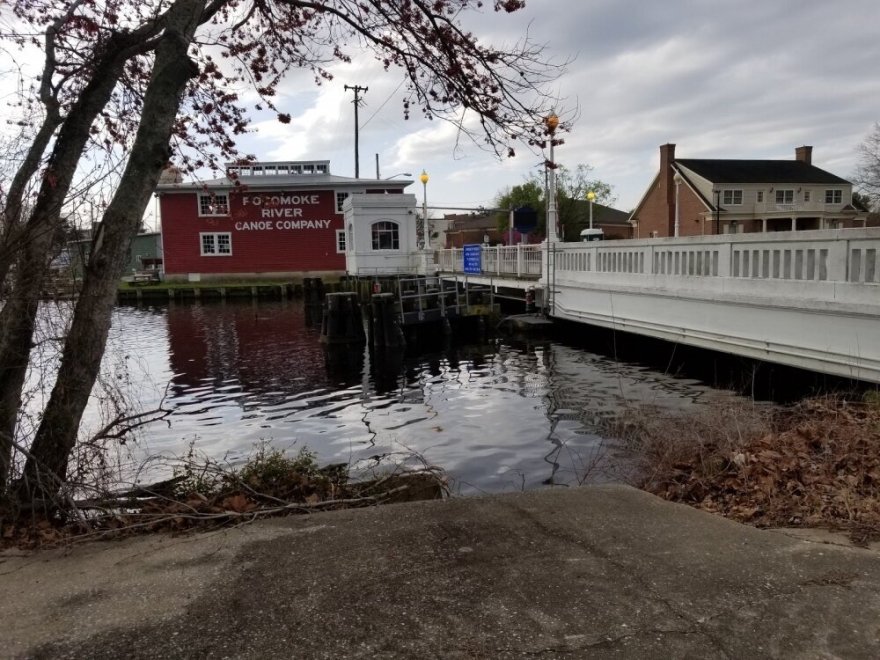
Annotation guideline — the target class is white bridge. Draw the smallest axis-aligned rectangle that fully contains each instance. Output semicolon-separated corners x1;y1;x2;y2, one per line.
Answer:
435;228;880;383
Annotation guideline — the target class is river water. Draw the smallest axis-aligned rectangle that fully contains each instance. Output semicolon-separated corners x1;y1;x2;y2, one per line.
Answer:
42;299;746;494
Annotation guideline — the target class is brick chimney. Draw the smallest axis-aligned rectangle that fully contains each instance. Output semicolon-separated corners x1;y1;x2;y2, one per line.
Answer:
795;145;813;165
659;144;676;236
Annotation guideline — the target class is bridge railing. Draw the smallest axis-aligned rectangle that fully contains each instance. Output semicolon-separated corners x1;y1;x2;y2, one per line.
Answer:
434;229;880;285
552;229;880;284
436;244;542;278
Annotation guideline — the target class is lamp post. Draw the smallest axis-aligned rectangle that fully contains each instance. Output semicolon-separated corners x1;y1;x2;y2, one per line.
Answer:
586;190;596;229
384;172;412;179
713;188;721;235
419;169;429;249
673;171;682;237
544;111;560;242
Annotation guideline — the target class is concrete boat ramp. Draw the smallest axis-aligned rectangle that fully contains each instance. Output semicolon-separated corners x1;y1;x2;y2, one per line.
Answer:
3;485;880;658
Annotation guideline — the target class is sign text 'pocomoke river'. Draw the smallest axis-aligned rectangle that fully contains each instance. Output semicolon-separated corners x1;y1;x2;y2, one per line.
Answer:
235;194;330;230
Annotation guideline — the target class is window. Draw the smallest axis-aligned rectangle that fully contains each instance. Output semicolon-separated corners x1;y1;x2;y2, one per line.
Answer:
199;193;229;216
757;191;764;203
825;189;842;204
336;192;349;213
335;229;346;253
347;223;353;252
804;191;811;202
775;189;794;204
722;189;743;205
371;221;399;250
200;232;231;256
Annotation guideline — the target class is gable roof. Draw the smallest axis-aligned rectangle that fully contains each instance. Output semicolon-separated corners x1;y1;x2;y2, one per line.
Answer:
675;159;849;185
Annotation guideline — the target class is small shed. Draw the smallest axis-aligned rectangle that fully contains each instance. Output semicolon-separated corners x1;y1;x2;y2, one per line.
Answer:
343;193;423;276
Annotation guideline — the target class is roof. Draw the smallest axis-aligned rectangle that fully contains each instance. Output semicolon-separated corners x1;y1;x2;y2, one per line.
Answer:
675;159;849;185
444;213;496;231
571;200;631;226
156;173;413;192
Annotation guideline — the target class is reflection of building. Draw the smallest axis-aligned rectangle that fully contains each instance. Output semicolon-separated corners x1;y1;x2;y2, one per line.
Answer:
165;300;329;396
630;144;869;238
157;161;411;282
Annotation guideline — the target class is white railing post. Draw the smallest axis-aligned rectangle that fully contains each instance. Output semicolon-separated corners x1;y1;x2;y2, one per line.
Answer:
516;244;524;277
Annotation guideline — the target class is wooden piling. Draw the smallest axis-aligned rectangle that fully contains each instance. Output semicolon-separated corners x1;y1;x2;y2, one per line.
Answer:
370;292;405;350
320;292;365;346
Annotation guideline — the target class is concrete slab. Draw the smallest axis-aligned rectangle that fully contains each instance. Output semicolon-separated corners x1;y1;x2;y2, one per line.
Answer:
3;485;880;658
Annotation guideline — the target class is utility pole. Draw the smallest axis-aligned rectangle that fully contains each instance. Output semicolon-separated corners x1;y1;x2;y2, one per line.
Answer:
343;84;368;178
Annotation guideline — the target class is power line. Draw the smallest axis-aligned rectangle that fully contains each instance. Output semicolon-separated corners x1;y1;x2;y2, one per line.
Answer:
360;77;405;130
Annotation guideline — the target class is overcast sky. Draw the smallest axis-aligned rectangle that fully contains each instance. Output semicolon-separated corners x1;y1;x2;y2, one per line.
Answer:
3;0;878;220
238;0;880;214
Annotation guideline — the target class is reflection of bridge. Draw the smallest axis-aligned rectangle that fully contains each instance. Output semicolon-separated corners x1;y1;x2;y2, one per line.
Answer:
436;228;880;383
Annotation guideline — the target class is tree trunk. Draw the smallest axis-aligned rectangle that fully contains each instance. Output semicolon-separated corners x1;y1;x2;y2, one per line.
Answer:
0;63;124;494
17;0;203;502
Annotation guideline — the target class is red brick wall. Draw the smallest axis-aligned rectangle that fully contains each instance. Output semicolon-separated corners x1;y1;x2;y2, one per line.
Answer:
633;175;667;237
160;189;345;276
632;145;713;238
677;185;710;236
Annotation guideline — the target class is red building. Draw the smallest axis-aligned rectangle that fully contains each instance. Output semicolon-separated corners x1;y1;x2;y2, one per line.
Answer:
157;161;411;281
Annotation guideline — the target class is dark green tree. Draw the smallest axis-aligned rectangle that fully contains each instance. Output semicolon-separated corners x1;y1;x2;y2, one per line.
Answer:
494;164;615;240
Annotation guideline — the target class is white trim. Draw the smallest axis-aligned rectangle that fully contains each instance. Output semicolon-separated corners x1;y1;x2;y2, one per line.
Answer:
198;192;229;217
200;232;232;256
335;229;346;253
722;189;743;206
824;189;842;204
370;220;401;251
775;189;795;205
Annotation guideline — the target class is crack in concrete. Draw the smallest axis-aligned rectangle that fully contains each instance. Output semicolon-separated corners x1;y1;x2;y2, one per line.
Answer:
503;499;735;659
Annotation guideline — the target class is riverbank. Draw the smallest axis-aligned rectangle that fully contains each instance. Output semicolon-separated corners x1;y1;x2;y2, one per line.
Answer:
623;394;880;544
3;484;880;658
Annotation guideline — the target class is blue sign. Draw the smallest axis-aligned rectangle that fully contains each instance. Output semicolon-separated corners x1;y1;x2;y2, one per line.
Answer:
463;244;482;274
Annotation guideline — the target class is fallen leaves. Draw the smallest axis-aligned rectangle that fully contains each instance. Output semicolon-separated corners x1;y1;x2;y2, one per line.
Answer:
633;396;880;545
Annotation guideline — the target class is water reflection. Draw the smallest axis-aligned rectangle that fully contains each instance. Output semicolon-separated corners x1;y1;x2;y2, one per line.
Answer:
106;300;744;493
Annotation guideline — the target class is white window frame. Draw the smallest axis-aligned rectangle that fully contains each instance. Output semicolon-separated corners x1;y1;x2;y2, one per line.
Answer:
825;189;842;204
722;189;743;205
803;190;811;202
757;191;764;203
335;229;346;253
198;192;229;217
200;232;232;256
776;189;794;204
335;191;349;214
371;221;400;251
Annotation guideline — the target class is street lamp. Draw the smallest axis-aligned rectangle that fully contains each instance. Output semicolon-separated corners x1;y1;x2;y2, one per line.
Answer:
420;169;429;249
544;111;560;242
673;171;683;237
384;172;412;179
586;190;596;229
